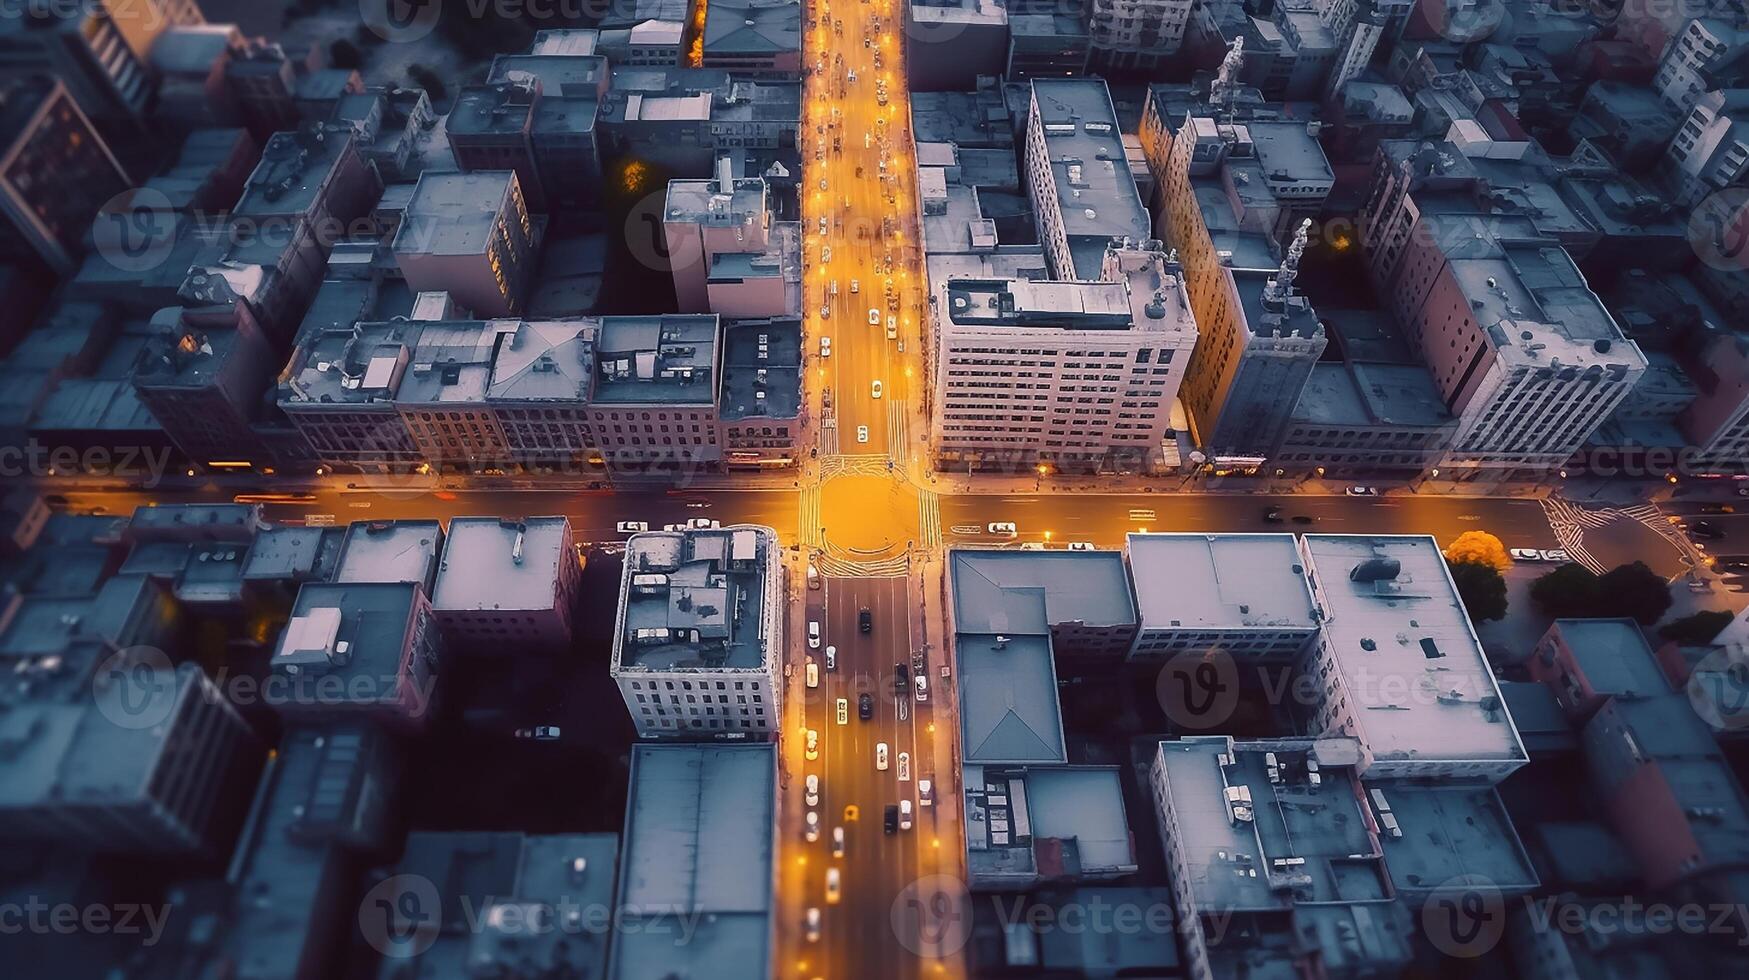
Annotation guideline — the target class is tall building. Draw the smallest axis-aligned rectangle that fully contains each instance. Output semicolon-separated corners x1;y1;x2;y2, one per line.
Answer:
585;315;724;473
610;526;784;739
394;171;538;319
132;303;280;469
430;516;582;652
448;49;609;212
1023;79;1153;281
663;164;773;314
930;240;1198;473
905;0;1010;92
1126;532;1319;662
720;316;803;468
1661;87;1749;207
1653;16;1749;116
0;76;130;274
1088;0;1193;71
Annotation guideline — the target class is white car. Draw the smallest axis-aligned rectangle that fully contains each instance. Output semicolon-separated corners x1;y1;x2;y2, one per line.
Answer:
1345;485;1380;496
818;216;829;235
886;316;897;339
825;645;836;671
836;697;848;725
822;245;832;263
857;425;869;443
868;308;880;325
806;661;819;688
987;522;1018;536
832;825;845;857
851;278;860;293
806;729;819;761
919;779;934;807
806;773;820;807
808;621;821;649
805;809;820;842
876;742;889;771
898;751;910;781
616;521;648;534
820;304;831;320
914;674;928;703
805;907;822;943
688;518;718;529
820;336;831;357
899;799;913;830
847;68;857;83
808;564;820;590
825;867;841;904
871;380;883;399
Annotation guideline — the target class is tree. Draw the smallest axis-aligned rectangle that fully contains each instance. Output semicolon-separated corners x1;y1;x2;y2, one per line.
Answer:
1597;561;1673;626
329;38;363;70
1449;560;1509;622
1530;563;1601;619
1444;531;1512;573
1658;609;1735;646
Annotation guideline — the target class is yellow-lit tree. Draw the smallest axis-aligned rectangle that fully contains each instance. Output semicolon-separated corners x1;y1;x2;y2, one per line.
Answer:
1443;531;1512;574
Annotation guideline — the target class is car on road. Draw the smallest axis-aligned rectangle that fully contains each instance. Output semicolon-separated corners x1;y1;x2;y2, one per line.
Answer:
1019;542;1047;551
832;825;845;857
1689;578;1713;593
1694;521;1727;540
859;607;872;633
808;564;820;590
825;868;841;904
687;518;718;529
1701;504;1737;514
919;779;934;807
914;674;928;702
899;799;913;830
806;661;819;688
616;521;648;534
806;729;819;761
825;645;836;670
857;425;869;443
836;697;848;725
1290;515;1318;525
822;245;831;263
805;810;819;842
1510;548;1572;563
1263;507;1284;523
894;662;909;695
1345;486;1380;496
851;278;860;293
514;726;561;740
820;304;831;320
987;522;1018;536
898;751;910;781
858;693;873;720
1717;555;1749;571
868;308;881;325
876;742;889;770
883;805;898;835
808;621;821;648
870;379;882;398
806;773;820;807
886;316;897;339
820;336;831;357
805;907;821;943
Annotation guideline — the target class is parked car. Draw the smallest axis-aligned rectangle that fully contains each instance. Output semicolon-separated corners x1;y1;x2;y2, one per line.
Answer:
806;661;819;688
808;564;820;590
616;521;648;534
918;779;934;807
1067;542;1095;551
808;621;821;649
1345;486;1380;496
914;674;928;702
986;522;1018;536
514;726;561;740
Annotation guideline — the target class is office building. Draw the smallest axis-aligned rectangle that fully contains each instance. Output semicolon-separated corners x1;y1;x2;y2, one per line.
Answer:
271;580;443;729
1653;16;1749;116
1088;0;1192;71
1007;12;1092;81
905;0;1010;92
721;316;803;468
610;526;784;738
609;743;775;980
333;519;443;589
1299;535;1527;781
664;166;774;314
585;315;724;472
1023;79;1152;281
930;240;1197;473
965;765;1139;890
0;76;131;274
448;50;608;211
1273;359;1457;477
277;319;427;470
1126;533;1319;662
598;68;800;171
394;171;538;319
1661;87;1749;207
430;516;581;652
132;304;280;469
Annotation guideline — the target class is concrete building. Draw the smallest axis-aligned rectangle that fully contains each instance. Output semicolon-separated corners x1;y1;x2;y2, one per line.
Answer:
0;76;131;274
277;319;427;470
447;49;608;211
721;316;803;468
1126;533;1319;662
484;318;599;466
906;0;1010;92
1088;0;1193;71
599;68;800;171
931;240;1197;473
1274;359;1457;477
1007;12;1091;81
132;303;280;469
1679;329;1749;464
271;580;444;729
1300;535;1527;781
394;171;538;319
664;167;774;314
1653;16;1749;116
1023;79;1152;281
585;315;724;473
1570;81;1681;171
1662;87;1749;207
610;526;784;739
609;743;774;980
330;86;446;183
333;519;443;589
149;24;241;130
430;516;581;652
701;0;801;77
965;764;1139;890
0;644;261;858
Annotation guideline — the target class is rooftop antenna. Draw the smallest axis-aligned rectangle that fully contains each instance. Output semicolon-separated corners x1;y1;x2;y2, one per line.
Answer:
1265;218;1312;305
1211;37;1245;120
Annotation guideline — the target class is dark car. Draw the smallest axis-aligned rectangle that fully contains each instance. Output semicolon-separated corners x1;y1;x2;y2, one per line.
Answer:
858;693;873;720
894;663;910;693
1700;504;1737;514
884;805;898;835
859;608;872;633
1717;555;1749;571
1291;515;1318;525
1694;521;1727;540
1263;506;1284;523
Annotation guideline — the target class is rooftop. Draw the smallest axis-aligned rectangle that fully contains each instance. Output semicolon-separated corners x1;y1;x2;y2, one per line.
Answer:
334;520;442;588
273;581;422;700
1372;783;1539;893
1127;533;1320;633
1301;536;1526;770
592;315;719;405
1029;79;1152;278
1290;361;1454;430
665;175;767;225
611;743;774;980
949;549;1137;636
965;765;1138;883
721;317;800;422
431;517;572;614
703;0;801;55
394;171;521;257
234;126;354;220
616;527;775;672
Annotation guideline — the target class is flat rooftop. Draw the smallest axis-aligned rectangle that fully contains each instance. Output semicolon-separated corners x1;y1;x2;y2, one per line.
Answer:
334;520;442;588
1301;536;1526;768
666;175;766;223
617;528;774;671
431;517;571;614
235;127;353;219
611;743;774;980
950;549;1136;635
1029;79;1151;278
1373;783;1539;893
593;315;719;406
965;764;1137;882
274;581;420;700
721;317;800;422
1290;362;1453;430
1127;533;1319;633
394;171;518;256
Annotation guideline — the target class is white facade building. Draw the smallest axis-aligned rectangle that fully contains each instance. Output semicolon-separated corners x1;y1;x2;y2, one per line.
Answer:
1126;533;1320;661
610;526;784;739
1654;17;1749;116
1023;79;1153;281
430;516;582;651
1662;87;1749;207
1089;0;1194;71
